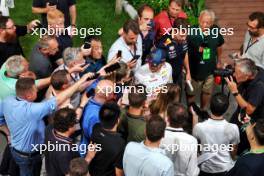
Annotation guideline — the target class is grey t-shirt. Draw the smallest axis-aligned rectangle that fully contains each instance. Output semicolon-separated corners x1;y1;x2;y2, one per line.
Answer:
29;44;53;79
242;31;264;69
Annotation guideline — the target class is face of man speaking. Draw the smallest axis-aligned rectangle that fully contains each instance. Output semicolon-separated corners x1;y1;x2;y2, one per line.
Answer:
123;30;138;46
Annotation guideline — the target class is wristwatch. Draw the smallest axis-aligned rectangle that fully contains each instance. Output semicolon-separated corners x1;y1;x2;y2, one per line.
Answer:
233;92;239;97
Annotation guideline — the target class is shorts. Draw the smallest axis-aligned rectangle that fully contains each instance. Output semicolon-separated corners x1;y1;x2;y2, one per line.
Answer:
186;75;214;96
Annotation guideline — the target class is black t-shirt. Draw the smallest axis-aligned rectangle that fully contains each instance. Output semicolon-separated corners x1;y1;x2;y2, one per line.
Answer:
50;33;73;65
239;70;264;121
0;25;27;67
187;25;224;80
227;153;264;176
32;0;76;27
44;126;80;176
156;34;188;83
29;43;54;79
89;123;126;176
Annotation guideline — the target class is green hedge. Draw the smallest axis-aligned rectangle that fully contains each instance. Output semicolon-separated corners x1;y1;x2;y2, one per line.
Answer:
129;0;206;25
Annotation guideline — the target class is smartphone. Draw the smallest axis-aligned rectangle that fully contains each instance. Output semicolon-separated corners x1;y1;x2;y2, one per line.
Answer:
86;73;100;81
240;108;247;122
34;22;43;29
131;55;140;62
117;50;122;58
104;63;121;73
148;20;154;28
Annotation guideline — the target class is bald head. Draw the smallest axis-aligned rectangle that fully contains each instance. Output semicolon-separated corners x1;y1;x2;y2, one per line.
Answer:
95;80;115;100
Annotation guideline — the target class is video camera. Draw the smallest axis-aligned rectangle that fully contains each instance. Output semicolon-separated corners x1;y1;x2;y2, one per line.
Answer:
214;65;234;77
214;65;234;94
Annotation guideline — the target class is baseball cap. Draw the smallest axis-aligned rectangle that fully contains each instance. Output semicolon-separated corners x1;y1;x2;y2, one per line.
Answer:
149;48;166;67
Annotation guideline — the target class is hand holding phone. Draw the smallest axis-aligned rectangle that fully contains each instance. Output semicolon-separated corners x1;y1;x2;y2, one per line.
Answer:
117;50;122;58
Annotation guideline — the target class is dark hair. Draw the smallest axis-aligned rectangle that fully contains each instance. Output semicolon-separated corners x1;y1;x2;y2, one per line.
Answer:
99;102;120;129
210;93;229;116
150;83;180;115
123;19;140;35
253;119;264;145
167;103;188;128
0;16;9;29
115;61;128;82
173;18;189;29
53;108;77;133
84;35;101;43
128;84;147;108
51;70;69;90
137;4;154;18
169;0;183;7
146;115;166;142
15;78;35;97
69;158;89;176
249;12;264;29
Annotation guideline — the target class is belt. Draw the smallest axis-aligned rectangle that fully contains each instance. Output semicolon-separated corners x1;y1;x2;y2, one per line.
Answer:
12;147;40;157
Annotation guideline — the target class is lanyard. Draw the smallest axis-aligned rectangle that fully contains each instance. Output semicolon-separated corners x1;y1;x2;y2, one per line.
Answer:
129;44;137;59
63;65;77;82
245;38;259;53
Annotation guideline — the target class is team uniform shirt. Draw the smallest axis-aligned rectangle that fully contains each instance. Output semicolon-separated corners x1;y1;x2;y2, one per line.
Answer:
134;62;173;99
157;34;188;84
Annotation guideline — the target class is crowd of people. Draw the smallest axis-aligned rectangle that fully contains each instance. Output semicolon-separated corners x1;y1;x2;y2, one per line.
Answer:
0;0;264;176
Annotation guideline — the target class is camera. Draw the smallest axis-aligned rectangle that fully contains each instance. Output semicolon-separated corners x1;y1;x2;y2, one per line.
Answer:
214;65;234;77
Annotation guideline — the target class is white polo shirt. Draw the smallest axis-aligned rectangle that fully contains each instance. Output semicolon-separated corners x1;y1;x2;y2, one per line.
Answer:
134;62;173;99
107;35;142;70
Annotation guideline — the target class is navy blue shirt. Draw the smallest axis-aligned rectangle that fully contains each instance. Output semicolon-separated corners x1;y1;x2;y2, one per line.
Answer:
141;30;155;64
81;56;106;76
227;153;264;176
156;34;188;83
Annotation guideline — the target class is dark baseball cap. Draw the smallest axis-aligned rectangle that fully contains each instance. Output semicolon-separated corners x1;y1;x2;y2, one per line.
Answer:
149;48;166;67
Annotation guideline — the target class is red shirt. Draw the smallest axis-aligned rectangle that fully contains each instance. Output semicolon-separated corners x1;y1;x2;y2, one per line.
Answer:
154;11;187;40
